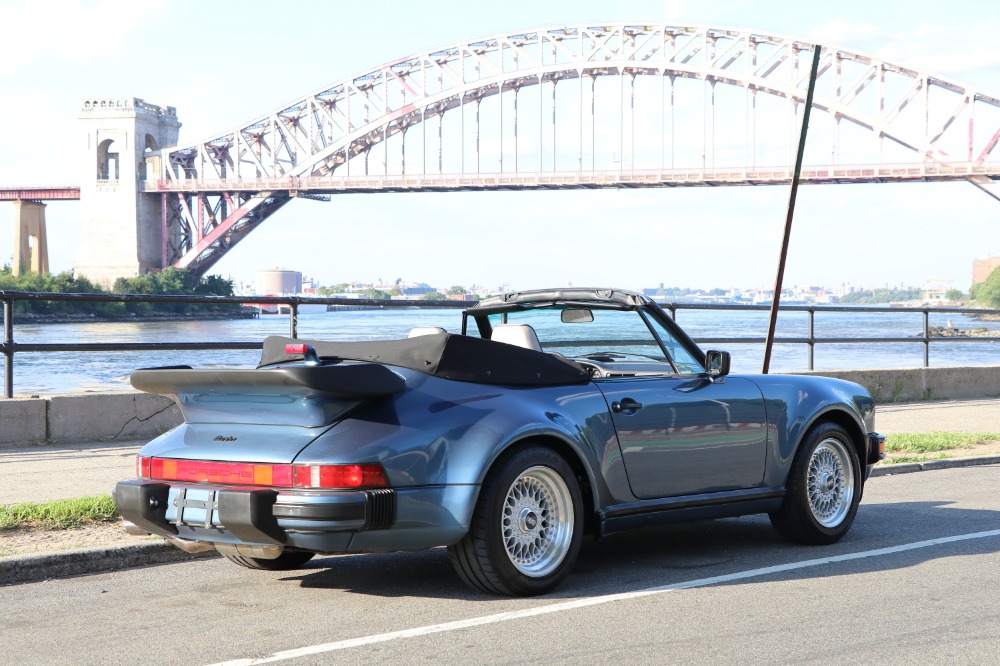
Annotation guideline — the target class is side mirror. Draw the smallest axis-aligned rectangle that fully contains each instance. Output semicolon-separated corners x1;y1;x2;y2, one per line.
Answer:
705;350;731;377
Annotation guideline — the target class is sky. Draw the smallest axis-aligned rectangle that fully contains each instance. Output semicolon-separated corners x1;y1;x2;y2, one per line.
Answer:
0;0;998;293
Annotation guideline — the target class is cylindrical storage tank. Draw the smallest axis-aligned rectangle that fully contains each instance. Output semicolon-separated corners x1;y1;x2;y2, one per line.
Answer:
255;269;302;295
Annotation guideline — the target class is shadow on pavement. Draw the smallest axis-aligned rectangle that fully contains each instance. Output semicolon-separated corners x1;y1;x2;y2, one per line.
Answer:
282;500;1000;600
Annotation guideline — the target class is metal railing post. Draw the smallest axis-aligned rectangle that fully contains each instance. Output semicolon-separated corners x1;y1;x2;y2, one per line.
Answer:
808;308;815;370
3;298;12;398
923;309;930;367
290;302;299;339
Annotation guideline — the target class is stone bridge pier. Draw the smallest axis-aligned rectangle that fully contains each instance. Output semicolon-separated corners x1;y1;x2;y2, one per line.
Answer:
74;98;180;287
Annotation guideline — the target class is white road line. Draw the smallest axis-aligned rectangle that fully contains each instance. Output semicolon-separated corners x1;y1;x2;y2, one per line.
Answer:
205;529;1000;666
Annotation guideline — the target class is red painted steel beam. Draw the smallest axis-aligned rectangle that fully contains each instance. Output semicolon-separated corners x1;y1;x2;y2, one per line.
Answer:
0;187;80;201
174;194;270;269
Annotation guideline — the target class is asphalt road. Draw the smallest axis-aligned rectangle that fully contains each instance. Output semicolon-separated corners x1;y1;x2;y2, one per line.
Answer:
3;464;998;665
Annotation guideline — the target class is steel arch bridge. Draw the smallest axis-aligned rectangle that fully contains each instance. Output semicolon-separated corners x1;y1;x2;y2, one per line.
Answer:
147;24;1000;277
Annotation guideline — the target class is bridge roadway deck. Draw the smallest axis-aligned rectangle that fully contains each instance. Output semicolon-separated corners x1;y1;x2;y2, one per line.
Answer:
141;164;1000;194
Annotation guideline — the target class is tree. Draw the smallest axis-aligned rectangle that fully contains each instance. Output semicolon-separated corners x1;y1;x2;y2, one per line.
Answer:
447;285;466;295
0;269;124;316
839;288;921;305
317;283;349;295
362;288;390;300
945;289;964;302
421;291;446;300
973;267;1000;308
113;268;236;315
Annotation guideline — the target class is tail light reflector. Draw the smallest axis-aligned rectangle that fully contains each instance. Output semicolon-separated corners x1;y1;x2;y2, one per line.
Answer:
135;456;388;489
294;464;389;489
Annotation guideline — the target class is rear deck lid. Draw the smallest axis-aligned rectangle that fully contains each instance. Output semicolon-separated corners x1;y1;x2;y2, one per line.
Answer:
141;422;326;464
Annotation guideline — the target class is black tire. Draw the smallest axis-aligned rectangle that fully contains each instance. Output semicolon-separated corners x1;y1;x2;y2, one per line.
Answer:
769;422;862;545
221;550;315;571
448;446;584;596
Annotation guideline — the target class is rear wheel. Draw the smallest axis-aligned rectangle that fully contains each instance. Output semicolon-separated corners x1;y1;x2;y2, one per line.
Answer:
770;422;862;545
221;550;315;571
448;446;583;596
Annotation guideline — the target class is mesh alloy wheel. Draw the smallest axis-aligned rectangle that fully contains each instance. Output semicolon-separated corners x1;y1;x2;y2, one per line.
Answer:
768;422;862;545
806;438;856;528
448;446;584;596
500;465;575;577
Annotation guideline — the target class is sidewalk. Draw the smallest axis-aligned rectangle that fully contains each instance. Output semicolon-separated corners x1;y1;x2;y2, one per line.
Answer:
2;398;999;585
0;440;145;507
875;397;1000;434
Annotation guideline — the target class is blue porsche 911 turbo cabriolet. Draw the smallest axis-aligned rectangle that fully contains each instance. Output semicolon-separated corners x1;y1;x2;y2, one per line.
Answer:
115;287;884;596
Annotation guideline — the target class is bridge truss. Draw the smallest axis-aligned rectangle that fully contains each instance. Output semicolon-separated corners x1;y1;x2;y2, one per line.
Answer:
148;24;1000;277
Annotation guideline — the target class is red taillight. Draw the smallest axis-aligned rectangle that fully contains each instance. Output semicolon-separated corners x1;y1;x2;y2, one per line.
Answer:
294;464;389;489
285;343;308;354
140;457;389;489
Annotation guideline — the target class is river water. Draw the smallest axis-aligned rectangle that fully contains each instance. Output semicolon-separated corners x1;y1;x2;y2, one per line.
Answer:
5;307;1000;395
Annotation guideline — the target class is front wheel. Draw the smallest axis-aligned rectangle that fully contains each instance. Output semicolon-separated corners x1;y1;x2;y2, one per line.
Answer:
770;422;862;545
448;446;583;596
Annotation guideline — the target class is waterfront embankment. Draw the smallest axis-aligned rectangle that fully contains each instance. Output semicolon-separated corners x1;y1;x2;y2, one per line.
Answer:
4;310;258;325
2;365;999;449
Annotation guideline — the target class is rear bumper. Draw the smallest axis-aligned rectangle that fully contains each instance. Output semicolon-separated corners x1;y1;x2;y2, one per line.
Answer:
114;480;393;546
113;480;475;553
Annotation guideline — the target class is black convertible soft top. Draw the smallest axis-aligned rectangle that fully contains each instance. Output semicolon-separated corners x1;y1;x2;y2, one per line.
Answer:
259;334;590;387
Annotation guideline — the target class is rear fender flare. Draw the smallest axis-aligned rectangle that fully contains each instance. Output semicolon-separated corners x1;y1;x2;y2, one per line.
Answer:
469;430;604;530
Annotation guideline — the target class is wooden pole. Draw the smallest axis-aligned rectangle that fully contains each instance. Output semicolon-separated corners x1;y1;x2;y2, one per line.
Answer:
762;45;823;374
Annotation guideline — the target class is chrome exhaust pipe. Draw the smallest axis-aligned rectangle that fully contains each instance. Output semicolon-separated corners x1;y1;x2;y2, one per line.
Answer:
215;543;285;560
163;535;217;554
122;520;217;554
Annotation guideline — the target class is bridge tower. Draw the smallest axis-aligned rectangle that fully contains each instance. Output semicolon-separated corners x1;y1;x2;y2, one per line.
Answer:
12;201;49;276
75;98;181;287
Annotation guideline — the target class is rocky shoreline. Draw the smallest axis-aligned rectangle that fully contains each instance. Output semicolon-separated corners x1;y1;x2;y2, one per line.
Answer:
928;325;1000;338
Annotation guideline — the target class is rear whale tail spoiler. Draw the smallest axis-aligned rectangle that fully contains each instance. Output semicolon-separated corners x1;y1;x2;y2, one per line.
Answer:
130;363;405;426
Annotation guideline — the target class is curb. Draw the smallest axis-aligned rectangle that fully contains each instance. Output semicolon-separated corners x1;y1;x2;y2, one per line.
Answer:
1;538;218;586
4;456;998;586
870;454;1000;477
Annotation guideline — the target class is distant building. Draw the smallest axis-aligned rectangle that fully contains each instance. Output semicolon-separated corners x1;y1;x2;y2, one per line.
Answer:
973;256;1000;284
921;279;952;303
400;283;435;296
256;268;302;295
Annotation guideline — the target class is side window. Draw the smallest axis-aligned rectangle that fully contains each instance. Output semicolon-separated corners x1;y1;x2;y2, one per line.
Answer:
644;315;704;374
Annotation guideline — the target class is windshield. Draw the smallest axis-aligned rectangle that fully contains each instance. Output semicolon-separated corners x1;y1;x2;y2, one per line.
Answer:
483;306;704;374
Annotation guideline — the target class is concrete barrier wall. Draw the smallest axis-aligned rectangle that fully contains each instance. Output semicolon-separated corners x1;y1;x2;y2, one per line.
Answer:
786;365;1000;403
0;392;181;448
1;365;999;448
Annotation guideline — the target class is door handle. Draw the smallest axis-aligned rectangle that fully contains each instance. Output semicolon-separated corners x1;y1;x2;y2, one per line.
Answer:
612;398;643;414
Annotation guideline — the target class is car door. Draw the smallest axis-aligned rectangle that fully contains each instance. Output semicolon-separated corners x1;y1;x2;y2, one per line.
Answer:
598;375;768;499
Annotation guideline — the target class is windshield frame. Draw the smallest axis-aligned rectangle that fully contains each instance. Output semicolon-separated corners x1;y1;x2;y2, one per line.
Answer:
462;299;707;374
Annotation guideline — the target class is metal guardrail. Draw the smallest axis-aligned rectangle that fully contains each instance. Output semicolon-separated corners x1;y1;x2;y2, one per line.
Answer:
658;301;1000;371
0;291;468;399
1;291;998;398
